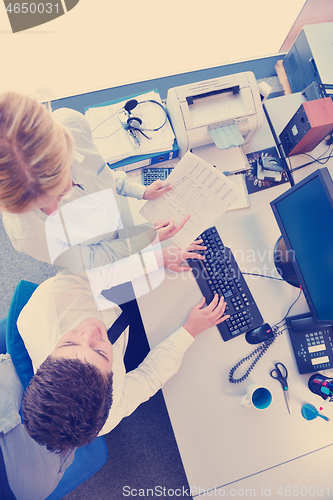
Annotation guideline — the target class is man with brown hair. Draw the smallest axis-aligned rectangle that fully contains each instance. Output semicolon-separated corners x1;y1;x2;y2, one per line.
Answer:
20;269;229;454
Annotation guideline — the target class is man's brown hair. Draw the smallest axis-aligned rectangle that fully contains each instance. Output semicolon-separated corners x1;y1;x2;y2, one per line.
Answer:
22;356;113;454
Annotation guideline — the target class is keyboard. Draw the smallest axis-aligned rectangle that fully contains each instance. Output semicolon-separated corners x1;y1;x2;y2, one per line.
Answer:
187;226;264;341
142;167;173;186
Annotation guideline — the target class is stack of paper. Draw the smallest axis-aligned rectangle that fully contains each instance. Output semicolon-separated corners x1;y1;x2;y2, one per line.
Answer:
85;91;175;164
192;143;250;175
227;174;250;210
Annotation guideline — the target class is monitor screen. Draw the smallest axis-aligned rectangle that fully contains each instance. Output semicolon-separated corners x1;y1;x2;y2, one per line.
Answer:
271;168;333;323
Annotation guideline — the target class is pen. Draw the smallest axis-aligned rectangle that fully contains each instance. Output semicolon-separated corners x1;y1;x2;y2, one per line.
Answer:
222;168;251;176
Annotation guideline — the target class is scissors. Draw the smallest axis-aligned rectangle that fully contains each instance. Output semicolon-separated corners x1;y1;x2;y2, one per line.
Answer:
270;362;291;414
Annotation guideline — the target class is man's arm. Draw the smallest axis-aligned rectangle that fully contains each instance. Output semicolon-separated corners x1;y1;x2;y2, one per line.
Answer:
99;295;229;434
99;327;194;434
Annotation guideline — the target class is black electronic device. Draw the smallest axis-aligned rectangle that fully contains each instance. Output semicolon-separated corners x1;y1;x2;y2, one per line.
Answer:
271;167;333;374
286;314;333;374
279;98;333;157
282;23;333;94
245;323;274;345
187;226;263;342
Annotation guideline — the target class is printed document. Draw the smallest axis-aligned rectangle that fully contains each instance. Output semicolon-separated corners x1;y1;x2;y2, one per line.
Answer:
139;152;241;248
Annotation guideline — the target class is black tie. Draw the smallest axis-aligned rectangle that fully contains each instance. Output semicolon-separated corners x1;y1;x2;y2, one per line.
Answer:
107;311;130;344
101;283;150;371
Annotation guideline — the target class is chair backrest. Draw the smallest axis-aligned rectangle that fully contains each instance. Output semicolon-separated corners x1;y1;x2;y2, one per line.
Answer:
6;280;38;389
0;318;7;354
2;279;109;500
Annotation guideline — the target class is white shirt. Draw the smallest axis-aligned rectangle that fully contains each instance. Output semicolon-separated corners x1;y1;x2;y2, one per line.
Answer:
0;354;74;500
2;108;146;270
17;271;194;435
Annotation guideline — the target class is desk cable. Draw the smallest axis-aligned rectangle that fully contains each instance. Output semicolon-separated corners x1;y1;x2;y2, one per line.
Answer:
280;133;333;176
228;278;302;384
290;144;333;174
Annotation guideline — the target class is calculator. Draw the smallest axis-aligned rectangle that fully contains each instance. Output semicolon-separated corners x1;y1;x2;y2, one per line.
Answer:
142;167;173;186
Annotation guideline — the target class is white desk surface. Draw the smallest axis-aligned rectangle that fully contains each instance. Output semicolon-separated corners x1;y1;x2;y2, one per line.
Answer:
135;93;333;496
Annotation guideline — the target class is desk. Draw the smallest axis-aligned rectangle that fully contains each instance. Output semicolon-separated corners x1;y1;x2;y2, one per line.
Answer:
46;73;333;495
135;93;333;496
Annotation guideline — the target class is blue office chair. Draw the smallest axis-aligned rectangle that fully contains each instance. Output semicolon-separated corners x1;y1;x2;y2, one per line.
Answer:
1;280;108;500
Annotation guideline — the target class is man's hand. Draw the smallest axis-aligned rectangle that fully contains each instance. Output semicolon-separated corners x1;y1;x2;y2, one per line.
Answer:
183;295;230;337
142;180;173;200
153;215;190;243
157;240;206;271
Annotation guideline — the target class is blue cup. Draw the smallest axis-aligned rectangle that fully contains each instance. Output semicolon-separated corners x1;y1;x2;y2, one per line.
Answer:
241;385;273;410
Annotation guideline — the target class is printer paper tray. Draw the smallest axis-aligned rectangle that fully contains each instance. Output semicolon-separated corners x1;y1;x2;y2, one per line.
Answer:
208;124;244;150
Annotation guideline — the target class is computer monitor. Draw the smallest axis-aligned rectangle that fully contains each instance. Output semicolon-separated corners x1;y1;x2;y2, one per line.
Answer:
270;167;333;326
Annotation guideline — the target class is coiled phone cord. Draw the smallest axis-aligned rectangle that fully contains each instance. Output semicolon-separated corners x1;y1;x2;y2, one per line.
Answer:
228;288;302;384
228;326;282;384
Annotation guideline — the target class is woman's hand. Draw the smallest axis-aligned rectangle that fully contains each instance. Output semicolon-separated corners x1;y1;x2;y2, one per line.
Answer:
142;179;173;200
183;295;230;337
157;240;206;271
153;215;190;243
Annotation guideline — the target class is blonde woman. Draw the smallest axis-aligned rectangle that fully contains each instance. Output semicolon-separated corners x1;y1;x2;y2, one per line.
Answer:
0;92;204;275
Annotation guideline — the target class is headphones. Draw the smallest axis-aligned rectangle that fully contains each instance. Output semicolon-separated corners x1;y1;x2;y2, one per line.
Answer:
123;99;167;132
92;98;168;141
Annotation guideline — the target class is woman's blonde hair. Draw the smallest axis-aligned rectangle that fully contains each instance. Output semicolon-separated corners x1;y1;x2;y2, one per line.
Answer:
0;92;73;213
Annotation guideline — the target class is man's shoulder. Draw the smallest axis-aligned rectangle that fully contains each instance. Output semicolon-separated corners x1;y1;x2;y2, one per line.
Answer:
20;273;90;312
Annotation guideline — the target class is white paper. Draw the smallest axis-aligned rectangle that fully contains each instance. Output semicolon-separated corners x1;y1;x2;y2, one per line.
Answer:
192;143;250;175
139;151;241;249
227;174;250;211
